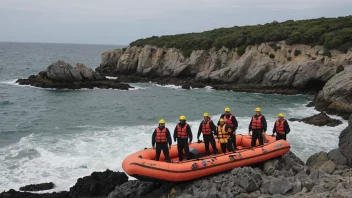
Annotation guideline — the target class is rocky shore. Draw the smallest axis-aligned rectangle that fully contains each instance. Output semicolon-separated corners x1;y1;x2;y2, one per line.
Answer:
96;42;352;118
16;60;133;90
2;114;351;198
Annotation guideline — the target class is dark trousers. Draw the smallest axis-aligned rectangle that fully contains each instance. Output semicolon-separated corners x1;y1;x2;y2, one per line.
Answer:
155;143;170;162
251;129;264;147
229;133;237;150
177;138;190;161
203;135;218;155
276;133;286;141
220;141;233;153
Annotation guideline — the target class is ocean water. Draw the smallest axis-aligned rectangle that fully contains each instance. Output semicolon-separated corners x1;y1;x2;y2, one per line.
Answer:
0;42;348;192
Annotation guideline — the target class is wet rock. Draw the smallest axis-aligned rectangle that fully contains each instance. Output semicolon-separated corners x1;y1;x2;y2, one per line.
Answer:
306;102;314;107
328;148;348;166
19;182;55;191
288;118;301;122
339;114;352;167
16;60;133;90
181;85;191;90
231;167;263;193
301;113;342;127
69;169;128;198
0;189;68;198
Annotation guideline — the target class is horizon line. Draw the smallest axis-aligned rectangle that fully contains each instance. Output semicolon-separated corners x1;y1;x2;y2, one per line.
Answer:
0;40;128;46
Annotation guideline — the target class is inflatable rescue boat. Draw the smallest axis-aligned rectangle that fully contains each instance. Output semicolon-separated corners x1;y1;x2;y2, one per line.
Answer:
122;134;290;182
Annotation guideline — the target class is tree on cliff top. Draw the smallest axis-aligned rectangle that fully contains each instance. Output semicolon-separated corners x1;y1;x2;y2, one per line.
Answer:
130;15;352;57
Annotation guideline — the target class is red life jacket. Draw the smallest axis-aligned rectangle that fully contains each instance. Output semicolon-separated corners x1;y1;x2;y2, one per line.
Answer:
201;120;212;135
275;119;285;135
155;127;168;143
251;115;263;129
177;124;188;138
224;115;234;128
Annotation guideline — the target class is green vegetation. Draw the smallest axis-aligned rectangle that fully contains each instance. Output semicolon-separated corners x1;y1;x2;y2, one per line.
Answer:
294;49;302;56
269;54;275;59
130;16;352;57
270;45;281;51
323;48;332;57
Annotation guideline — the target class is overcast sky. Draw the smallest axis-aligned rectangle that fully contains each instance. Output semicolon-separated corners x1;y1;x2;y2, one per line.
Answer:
0;0;351;45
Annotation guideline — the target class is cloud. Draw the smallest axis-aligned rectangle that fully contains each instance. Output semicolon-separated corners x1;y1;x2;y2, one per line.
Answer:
0;0;351;44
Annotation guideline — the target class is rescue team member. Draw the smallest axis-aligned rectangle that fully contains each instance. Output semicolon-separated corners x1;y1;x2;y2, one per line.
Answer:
197;113;218;155
174;115;193;162
152;119;172;162
217;118;233;153
272;113;290;140
248;108;267;147
218;107;238;151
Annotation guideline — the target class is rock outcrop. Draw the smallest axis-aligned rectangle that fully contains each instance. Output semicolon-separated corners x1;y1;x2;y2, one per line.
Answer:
68;169;128;198
16;60;133;90
97;43;352;115
314;66;352;119
339;114;352;166
97;43;351;92
19;182;55;191
288;112;342;127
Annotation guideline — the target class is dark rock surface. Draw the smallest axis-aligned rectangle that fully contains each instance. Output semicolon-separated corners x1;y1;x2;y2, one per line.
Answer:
19;182;55;192
339;114;352;166
68;169;128;198
16;60;133;90
289;112;342;127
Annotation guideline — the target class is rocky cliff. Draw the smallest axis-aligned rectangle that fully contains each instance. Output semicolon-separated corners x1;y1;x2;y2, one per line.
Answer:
96;42;352;116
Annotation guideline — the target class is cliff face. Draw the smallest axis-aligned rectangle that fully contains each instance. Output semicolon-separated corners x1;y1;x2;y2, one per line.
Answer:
97;42;352;92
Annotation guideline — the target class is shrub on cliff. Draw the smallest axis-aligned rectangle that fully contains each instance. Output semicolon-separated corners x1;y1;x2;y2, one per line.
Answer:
269;54;275;59
130;16;352;57
294;49;302;56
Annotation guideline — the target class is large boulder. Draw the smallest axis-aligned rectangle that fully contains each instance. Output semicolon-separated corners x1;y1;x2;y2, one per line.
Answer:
300;113;342;127
328;148;348;166
68;170;128;198
19;182;55;191
314;65;352;119
16;60;133;90
339;114;352;167
306;151;329;170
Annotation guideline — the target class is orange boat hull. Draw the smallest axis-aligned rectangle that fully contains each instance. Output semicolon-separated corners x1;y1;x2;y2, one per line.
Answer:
122;135;290;182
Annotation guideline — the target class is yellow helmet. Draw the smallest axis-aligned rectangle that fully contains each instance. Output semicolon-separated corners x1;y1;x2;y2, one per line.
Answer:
159;119;165;124
278;113;284;118
255;107;261;112
203;112;209;117
224;107;230;112
219;118;224;122
179;115;186;121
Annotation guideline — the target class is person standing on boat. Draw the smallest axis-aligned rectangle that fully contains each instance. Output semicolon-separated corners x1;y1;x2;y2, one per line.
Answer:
272;113;290;140
248;108;267;147
217;118;233;153
152;119;172;162
197;112;218;155
218;107;238;150
174;115;193;162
